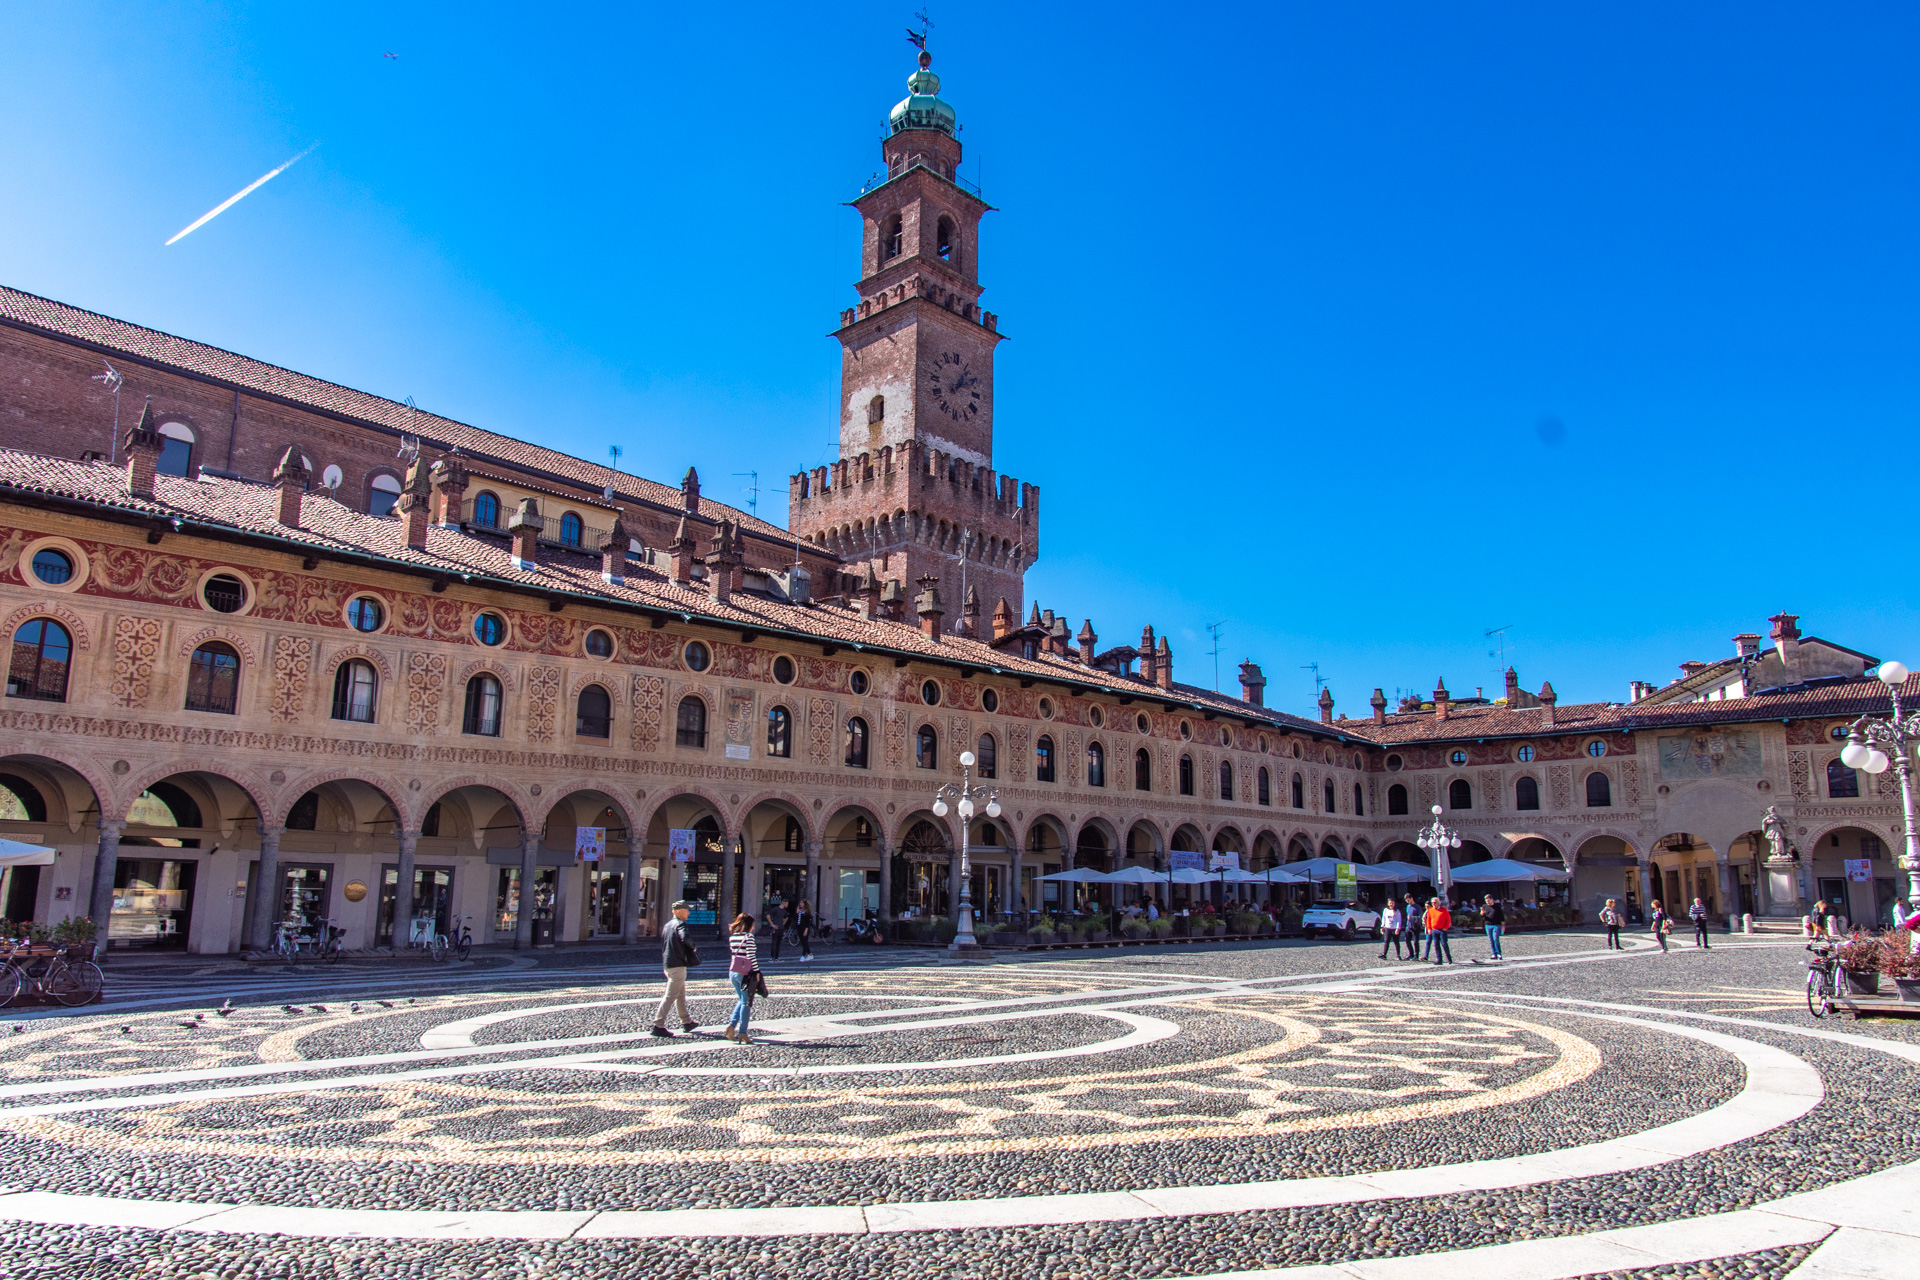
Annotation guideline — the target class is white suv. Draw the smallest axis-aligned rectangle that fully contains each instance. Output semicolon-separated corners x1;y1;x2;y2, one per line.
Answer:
1300;902;1382;940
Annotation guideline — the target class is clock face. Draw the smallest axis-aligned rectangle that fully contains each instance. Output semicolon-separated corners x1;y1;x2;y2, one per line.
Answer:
924;350;983;422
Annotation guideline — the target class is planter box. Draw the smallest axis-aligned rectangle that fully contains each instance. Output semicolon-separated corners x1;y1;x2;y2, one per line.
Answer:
1893;977;1920;1003
1843;970;1882;996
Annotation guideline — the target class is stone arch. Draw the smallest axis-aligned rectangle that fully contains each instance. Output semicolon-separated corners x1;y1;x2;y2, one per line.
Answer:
421;775;531;837
1;601;92;651
735;791;817;851
454;658;520;693
1071;811;1122;854
1123;815;1166;862
175;625;259;668
271;768;407;831
118;762;267;831
1570;827;1649;866
538;782;638;839
635;784;733;841
1349;836;1375;862
1210;822;1248;853
1019;811;1071;859
893;807;957;855
1169;823;1206;854
822;800;887;856
320;642;397;684
0;751;106;830
1319;832;1348;859
1285;832;1316;861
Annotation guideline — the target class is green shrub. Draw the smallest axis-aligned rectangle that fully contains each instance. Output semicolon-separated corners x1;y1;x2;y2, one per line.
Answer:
1147;915;1174;938
1231;911;1265;934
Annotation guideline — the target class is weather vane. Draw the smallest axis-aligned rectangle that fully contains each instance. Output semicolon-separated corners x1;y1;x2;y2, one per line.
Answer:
907;8;933;50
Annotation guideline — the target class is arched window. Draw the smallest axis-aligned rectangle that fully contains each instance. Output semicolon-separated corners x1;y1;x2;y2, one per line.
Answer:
331;659;377;723
472;491;500;528
1826;759;1860;799
185;642;240;714
559;512;584;547
1515;776;1540;810
286;790;320;831
1291;772;1305;809
1449;778;1473;810
1585;771;1612;807
1324;778;1337;813
368;473;403;517
675;696;707;749
844;716;869;768
1257;767;1271;806
1178;754;1194;796
1219;760;1234;801
766;705;792;757
7;619;72;702
576;684;611;737
157;422;195;477
868;395;885;424
463;674;503;736
1353;783;1364;816
782;816;804;852
1036;735;1055;782
915;724;938;770
882;212;904;261
1134;748;1152;791
936;215;957;265
1388;783;1408;815
976;732;996;778
1087;742;1105;787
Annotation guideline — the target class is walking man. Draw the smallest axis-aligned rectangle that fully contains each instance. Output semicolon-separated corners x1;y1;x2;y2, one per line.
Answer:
1402;894;1424;963
795;898;814;962
1482;895;1505;960
1689;897;1711;949
1425;897;1453;965
766;897;786;961
650;899;701;1038
1379;897;1405;960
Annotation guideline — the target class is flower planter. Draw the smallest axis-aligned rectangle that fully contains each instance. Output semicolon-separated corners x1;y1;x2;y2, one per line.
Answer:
1893;977;1920;1003
1842;970;1882;996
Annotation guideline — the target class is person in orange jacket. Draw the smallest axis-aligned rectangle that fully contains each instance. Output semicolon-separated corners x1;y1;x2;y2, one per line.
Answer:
1424;897;1453;965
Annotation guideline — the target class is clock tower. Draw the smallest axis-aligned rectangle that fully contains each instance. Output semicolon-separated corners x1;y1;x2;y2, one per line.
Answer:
789;47;1038;628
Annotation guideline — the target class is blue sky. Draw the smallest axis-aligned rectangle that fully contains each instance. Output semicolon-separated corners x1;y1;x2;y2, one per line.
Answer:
3;3;1916;715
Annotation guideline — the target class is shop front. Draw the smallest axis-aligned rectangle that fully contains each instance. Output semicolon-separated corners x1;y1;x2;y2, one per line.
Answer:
108;856;198;949
378;864;454;947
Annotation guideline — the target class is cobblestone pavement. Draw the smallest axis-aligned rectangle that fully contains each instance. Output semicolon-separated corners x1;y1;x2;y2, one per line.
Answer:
0;928;1915;1279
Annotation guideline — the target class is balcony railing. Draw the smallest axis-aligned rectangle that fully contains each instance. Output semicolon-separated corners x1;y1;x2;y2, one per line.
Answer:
458;497;609;553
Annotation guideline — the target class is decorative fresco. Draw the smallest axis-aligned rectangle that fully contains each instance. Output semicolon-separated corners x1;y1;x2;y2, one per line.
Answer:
1657;730;1763;779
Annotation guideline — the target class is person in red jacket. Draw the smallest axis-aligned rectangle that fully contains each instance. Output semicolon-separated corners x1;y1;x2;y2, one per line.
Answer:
1425;898;1453;964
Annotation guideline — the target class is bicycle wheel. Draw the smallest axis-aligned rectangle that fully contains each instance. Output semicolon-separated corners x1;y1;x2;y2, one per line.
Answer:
1806;969;1832;1018
0;964;22;1008
455;934;472;962
428;935;448;963
48;959;103;1007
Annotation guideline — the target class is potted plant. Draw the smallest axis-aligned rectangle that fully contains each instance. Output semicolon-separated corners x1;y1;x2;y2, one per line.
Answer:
1147;915;1173;939
1231;910;1264;936
1030;916;1059;943
1837;933;1881;995
1120;917;1150;940
1877;930;1920;1002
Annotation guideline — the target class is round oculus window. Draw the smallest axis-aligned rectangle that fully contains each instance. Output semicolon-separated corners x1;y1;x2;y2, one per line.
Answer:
203;573;247;614
1220;728;1231;747
346;597;384;633
1449;749;1468;765
981;688;999;713
584;629;614;658
1089;706;1104;727
1587;740;1608;758
1038;697;1054;720
1179;720;1192;741
29;548;73;585
473;612;505;646
772;655;796;685
1136;713;1151;734
1291;742;1302;758
683;641;711;672
849;669;869;695
1386;753;1403;771
1515;744;1535;763
921;679;940;706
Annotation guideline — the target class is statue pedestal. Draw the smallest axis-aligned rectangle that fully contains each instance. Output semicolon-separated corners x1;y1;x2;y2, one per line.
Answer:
1764;857;1804;918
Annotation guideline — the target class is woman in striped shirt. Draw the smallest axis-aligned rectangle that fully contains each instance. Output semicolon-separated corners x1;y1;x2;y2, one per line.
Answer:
726;914;758;1043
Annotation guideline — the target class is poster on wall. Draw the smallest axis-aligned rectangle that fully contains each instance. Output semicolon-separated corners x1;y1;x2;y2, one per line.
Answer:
1169;850;1204;872
575;826;606;861
1208;851;1241;872
1844;858;1872;883
668;828;697;862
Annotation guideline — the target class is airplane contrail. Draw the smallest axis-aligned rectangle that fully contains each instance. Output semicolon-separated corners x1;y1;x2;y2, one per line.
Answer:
164;143;320;246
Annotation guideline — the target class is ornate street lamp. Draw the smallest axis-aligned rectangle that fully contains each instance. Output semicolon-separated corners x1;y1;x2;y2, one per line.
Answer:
932;749;1001;952
1415;803;1463;902
1840;660;1920;910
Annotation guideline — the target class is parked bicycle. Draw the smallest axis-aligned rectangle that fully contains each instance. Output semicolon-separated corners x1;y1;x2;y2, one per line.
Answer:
0;944;103;1007
270;917;342;963
1806;942;1838;1018
412;914;472;963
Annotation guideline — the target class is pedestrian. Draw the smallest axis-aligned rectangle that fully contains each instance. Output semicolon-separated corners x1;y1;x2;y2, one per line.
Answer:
1379;897;1405;960
1403;894;1424;963
1809;900;1829;940
1425;897;1453;964
1482;895;1505;960
1601;898;1624;950
765;898;786;960
650;899;701;1038
725;912;758;1044
1649;899;1670;952
795;899;814;962
1689;896;1711;949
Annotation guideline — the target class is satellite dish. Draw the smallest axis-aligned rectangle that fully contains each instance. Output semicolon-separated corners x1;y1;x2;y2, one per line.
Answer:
321;464;343;490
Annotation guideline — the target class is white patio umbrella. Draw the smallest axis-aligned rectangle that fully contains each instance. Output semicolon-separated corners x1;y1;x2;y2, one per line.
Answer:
1286;857;1400;883
1368;860;1436;881
1252;866;1309;884
1104;865;1167;884
0;838;55;866
1037;867;1110;882
1449;858;1572;883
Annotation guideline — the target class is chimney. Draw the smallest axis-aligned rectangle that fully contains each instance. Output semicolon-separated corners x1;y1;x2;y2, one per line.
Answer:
124;397;163;498
599;517;629;586
1539;680;1557;728
1077;619;1097;665
1318;686;1334;724
1769;611;1804;683
1370;688;1387;724
429;455;469;525
1732;633;1761;660
397;456;433;550
880;577;906;621
706;519;742;605
855;566;881;620
271;445;308;527
1139;626;1158;686
1048;614;1071;656
1155;636;1173;690
1628;679;1656;703
957;586;980;639
1432;678;1450;721
1503;666;1521;704
508;497;544;569
681;466;701;515
1238;661;1266;707
915;574;944;640
990;596;1015;641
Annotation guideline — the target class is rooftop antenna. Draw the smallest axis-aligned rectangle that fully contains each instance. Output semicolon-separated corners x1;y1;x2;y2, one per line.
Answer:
1206;621;1225;691
1302;661;1327;697
91;361;124;464
608;444;623;469
396;396;421;462
734;470;761;517
1485;624;1514;683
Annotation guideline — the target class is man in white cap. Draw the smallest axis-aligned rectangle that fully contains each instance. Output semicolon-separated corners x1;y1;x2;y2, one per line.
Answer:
651;899;701;1038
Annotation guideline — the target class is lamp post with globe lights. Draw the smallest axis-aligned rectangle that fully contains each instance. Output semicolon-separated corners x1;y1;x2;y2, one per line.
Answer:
1839;661;1920;909
1416;804;1463;903
932;749;1001;953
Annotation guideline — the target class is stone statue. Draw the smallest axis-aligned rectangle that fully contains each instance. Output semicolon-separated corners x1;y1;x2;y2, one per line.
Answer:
1761;806;1790;862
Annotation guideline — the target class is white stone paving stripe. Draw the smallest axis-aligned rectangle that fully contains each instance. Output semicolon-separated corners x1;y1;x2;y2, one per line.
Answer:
1781;1226;1912;1279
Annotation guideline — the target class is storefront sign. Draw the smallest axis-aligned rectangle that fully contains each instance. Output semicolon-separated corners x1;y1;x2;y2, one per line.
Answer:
1336;862;1357;900
1844;858;1873;883
668;828;697;862
1208;850;1240;872
1169;850;1204;872
342;880;368;902
576;826;606;861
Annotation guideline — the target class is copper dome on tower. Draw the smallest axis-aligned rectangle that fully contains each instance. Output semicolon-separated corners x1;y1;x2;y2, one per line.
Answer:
890;50;957;137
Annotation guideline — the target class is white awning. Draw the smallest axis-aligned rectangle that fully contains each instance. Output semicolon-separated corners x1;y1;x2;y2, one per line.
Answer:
0;838;56;867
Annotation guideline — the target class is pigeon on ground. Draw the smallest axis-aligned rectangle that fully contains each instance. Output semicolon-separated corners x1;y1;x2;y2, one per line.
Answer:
406;998;416;1005
194;1012;206;1021
376;1000;394;1008
10;1025;23;1035
176;1020;197;1030
214;1007;234;1018
312;1005;329;1014
350;1003;361;1014
281;1005;300;1015
120;1026;131;1035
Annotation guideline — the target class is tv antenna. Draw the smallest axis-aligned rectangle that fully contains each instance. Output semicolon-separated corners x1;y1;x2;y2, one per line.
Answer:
396;396;421;462
608;444;623;469
1302;661;1326;696
1485;624;1514;667
1206;621;1225;691
734;470;761;516
91;361;124;463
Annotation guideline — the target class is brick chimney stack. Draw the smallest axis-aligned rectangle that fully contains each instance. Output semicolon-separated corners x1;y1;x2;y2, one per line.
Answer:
915;574;944;641
508;497;544;569
681;466;701;515
1048;614;1071;656
429;455;469;526
880;578;905;622
599;517;629;586
1155;636;1173;690
398;457;433;550
1539;680;1557;728
1077;619;1097;665
1769;611;1804;683
1318;686;1335;724
957;586;980;639
1238;661;1266;707
1139;626;1158;686
1504;666;1521;704
991;596;1015;641
123;397;163;499
668;515;696;585
706;519;742;605
1370;688;1387;724
855;567;882;620
1433;678;1451;722
271;445;308;527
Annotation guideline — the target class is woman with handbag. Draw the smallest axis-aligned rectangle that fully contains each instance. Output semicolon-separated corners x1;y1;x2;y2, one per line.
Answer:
1649;899;1671;953
726;913;758;1043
